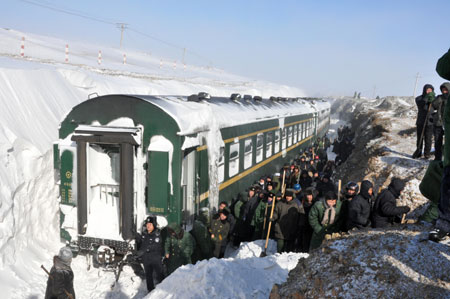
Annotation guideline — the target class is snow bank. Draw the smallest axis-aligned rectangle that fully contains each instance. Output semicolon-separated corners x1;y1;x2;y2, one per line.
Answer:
148;241;306;299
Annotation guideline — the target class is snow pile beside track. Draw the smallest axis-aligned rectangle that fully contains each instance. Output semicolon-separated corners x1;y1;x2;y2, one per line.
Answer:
148;240;307;299
272;96;450;298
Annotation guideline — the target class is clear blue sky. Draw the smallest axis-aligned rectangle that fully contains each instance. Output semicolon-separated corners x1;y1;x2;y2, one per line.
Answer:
3;0;450;97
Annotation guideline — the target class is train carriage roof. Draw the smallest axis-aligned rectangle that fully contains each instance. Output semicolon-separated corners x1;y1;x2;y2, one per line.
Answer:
129;94;330;136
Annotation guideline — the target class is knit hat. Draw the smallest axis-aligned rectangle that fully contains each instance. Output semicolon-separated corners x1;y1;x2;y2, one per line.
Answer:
58;246;73;266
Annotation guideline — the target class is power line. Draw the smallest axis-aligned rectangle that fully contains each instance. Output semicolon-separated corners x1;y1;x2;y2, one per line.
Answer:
17;0;214;65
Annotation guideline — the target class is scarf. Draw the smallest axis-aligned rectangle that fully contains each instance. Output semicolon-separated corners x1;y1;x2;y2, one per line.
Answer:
321;202;336;226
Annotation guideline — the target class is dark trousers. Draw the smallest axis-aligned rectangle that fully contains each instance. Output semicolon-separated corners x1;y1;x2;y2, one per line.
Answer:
434;126;444;160
416;123;433;156
276;239;295;253
437;166;450;233
143;260;164;292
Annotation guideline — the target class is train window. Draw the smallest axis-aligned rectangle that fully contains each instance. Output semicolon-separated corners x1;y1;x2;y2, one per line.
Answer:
274;130;280;153
229;140;239;177
293;124;298;143
265;131;273;158
287;126;293;146
281;128;286;150
218;146;225;183
256;133;263;163
302;122;306;139
244;138;253;169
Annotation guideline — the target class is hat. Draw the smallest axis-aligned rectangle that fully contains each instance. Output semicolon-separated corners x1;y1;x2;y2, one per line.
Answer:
325;191;337;200
145;215;158;226
58;246;73;266
219;208;230;216
249;186;256;192
293;184;301;191
285;190;294;197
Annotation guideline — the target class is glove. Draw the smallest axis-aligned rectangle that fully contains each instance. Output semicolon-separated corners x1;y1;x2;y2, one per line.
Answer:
324;234;332;240
426;91;436;103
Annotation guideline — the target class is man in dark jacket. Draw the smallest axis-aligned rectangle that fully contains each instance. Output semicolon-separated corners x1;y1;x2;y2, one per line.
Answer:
271;190;304;253
413;84;436;159
297;187;317;252
190;208;213;263
432;83;449;161
347;180;374;230
316;174;335;197
45;247;75;299
372;178;410;228
136;216;164;292
429;49;450;242
299;170;312;189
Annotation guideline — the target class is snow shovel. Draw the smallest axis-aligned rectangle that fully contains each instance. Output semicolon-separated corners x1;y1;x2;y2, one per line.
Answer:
260;170;286;257
413;103;432;159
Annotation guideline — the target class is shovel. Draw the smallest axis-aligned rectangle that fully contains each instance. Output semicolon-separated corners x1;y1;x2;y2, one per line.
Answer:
261;170;286;257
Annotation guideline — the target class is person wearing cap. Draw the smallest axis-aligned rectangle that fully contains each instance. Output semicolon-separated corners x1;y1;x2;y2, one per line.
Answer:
164;223;195;275
289;166;300;188
241;186;260;242
136;216;164;292
45;246;75;299
210;208;231;258
309;191;344;250
299;170;312;189
271;189;304;253
372;178;410;228
347;180;374;230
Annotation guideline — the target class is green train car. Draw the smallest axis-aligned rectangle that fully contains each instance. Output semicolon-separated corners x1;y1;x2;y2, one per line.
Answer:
53;93;330;256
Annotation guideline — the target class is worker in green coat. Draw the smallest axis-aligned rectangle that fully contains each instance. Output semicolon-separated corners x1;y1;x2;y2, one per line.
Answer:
164;223;196;275
190;208;213;263
308;191;344;250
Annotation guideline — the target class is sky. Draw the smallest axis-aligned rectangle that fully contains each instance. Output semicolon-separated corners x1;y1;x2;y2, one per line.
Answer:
2;0;450;97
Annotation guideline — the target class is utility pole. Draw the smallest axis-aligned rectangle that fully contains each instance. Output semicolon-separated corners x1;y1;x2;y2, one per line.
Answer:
182;48;186;64
116;23;128;48
413;72;421;98
372;85;377;99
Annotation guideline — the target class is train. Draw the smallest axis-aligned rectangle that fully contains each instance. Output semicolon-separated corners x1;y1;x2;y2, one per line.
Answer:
53;92;330;262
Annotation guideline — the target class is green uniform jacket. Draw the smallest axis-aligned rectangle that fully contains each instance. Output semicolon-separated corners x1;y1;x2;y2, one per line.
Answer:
252;200;269;239
164;231;196;274
190;220;213;263
308;198;343;250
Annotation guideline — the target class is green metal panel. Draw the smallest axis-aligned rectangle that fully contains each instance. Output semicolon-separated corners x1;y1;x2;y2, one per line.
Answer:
60;150;75;205
147;151;170;215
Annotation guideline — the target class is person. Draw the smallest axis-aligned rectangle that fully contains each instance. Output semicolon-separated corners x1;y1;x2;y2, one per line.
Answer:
429;49;450;242
219;201;236;235
413;84;435;159
297;187;317;252
309;191;344;250
432;83;450;161
136;216;164;292
299;170;312;189
45;246;76;299
316;174;335;197
210;208;231;258
347;180;374;230
271;190;304;253
241;187;260;241
190;208;213;263
372;178;410;228
289;166;301;187
164;223;195;275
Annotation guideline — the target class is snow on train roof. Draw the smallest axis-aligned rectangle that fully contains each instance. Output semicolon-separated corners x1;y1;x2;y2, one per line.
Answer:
133;95;330;135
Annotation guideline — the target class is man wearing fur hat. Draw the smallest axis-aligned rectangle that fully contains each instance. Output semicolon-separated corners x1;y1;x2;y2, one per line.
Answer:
136;215;164;292
45;246;75;299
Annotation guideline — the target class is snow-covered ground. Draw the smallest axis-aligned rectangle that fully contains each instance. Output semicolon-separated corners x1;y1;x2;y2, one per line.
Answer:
0;29;306;298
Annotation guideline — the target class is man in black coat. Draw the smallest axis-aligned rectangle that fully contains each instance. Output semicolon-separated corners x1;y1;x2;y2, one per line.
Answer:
372;178;410;228
45;247;76;299
136;216;164;292
432;83;449;161
347;180;374;230
413;84;435;159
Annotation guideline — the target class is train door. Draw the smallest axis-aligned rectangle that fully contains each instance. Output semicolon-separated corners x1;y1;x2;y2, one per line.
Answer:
71;126;140;243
